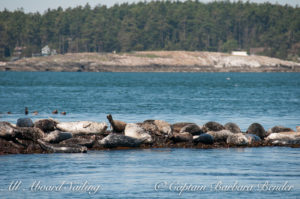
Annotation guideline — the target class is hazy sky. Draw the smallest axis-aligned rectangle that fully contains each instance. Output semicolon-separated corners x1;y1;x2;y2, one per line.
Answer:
0;0;298;13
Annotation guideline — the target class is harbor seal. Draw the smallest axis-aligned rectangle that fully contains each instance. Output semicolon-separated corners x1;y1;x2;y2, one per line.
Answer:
224;122;241;134
124;123;152;143
107;114;127;133
202;121;225;132
42;130;72;143
16;118;34;127
207;130;233;142
226;133;248;146
56;121;107;135
98;133;144;148
193;133;214;144
267;126;294;134
37;139;87;153
245;134;261;144
246;123;267;139
14;127;45;141
153;120;172;136
180;124;204;135
171;132;193;142
171;122;194;133
34;119;58;133
0;122;16;138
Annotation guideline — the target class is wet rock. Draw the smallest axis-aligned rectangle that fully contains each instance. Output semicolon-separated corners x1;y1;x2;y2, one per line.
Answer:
60;137;94;148
224;122;242;134
180;124;203;135
107;114;127;133
207;130;233;142
16;118;34;127
193;133;214;144
37;140;87;153
171;122;194;133
56;121;107;135
171;132;193;142
0;122;16;139
154;120;172;136
226;133;248;146
245;134;261;144
125;123;152;143
15;127;45;141
203;121;225;132
267;126;294;134
34;119;58;133
42;130;72;143
98;133;144;148
246;123;267;139
0;138;24;154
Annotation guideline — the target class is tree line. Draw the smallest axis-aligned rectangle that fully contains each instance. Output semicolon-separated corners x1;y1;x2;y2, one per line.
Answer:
0;0;299;61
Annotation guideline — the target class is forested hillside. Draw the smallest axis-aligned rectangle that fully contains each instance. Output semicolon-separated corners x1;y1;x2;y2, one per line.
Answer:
0;0;299;61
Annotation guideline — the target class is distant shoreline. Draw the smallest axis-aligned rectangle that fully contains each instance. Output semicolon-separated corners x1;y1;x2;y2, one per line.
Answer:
1;51;300;72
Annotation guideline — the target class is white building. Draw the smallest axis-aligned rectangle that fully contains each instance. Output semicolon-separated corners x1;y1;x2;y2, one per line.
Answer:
41;45;51;56
231;51;248;56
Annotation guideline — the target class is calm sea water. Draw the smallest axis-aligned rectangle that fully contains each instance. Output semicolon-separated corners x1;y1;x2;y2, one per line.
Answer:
0;72;299;130
0;72;300;198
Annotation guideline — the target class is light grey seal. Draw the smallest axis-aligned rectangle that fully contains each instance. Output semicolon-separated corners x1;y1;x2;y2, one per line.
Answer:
37;139;87;153
98;133;144;148
226;133;248;146
42;130;72;143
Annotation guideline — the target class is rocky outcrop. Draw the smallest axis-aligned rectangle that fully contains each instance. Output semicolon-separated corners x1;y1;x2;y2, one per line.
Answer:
0;117;300;155
2;51;300;72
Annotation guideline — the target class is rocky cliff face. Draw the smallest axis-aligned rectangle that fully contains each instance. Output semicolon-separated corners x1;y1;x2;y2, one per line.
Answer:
1;51;300;72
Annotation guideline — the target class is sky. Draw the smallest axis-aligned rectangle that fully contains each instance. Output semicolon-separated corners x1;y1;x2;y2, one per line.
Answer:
0;0;298;13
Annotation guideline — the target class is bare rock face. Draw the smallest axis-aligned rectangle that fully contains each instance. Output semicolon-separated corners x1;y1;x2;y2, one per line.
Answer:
267;126;294;134
15;127;45;141
98;133;144;148
207;130;233;142
246;123;267;139
42;130;72;143
34;119;58;133
224;122;242;134
0;122;16;139
203;121;225;132
193;133;214;144
226;133;248;146
124;123;152;143
56;121;107;135
171;122;194;133
171;132;193;143
16;118;34;127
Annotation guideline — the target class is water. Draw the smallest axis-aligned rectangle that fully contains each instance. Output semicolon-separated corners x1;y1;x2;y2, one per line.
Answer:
0;72;299;130
0;72;300;198
0;148;300;198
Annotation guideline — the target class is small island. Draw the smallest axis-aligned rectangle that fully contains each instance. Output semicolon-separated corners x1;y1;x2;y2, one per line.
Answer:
1;51;300;72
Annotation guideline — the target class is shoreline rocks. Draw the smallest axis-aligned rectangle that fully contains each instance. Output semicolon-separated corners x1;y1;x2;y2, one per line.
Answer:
0;117;299;155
